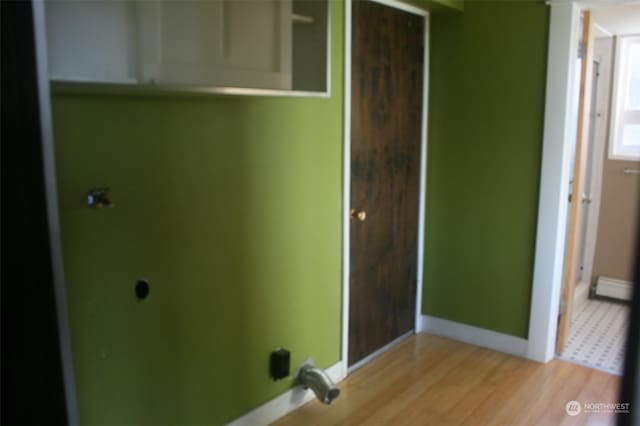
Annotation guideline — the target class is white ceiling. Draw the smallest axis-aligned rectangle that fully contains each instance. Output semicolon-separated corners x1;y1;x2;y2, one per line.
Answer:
592;3;640;37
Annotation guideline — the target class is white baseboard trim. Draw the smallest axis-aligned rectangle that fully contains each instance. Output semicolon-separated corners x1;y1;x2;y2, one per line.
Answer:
348;330;413;373
420;315;529;358
226;360;346;426
595;277;634;301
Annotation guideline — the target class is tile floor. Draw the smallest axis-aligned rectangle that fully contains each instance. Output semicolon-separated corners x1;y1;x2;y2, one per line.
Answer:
559;296;629;375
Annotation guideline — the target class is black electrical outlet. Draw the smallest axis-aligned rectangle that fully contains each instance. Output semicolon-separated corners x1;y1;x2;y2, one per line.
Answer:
270;348;290;381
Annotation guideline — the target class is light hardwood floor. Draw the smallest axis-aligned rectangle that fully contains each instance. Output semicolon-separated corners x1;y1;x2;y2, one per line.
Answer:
274;333;621;426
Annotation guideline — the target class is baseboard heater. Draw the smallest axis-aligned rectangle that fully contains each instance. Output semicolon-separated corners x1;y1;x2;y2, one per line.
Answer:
595;277;634;301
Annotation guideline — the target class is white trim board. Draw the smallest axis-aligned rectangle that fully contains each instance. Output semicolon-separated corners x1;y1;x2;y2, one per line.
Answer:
33;1;79;424
415;7;431;334
595;277;634;301
340;0;352;373
527;1;581;363
226;361;345;426
348;330;414;373
369;0;428;16
341;0;430;368
421;316;529;358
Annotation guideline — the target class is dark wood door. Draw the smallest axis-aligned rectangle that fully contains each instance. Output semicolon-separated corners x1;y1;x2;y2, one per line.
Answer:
349;0;424;366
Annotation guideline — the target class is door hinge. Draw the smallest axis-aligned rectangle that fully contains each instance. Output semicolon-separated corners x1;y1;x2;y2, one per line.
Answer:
578;41;587;59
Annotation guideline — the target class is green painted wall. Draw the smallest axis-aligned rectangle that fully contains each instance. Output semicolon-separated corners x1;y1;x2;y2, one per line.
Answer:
51;3;342;424
422;1;549;338
52;0;550;422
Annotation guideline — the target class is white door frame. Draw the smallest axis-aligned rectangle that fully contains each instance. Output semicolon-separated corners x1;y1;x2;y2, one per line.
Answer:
31;1;79;423
527;0;629;363
341;0;430;370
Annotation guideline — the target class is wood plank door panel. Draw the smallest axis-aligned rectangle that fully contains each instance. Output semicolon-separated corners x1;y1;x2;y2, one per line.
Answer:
349;0;424;366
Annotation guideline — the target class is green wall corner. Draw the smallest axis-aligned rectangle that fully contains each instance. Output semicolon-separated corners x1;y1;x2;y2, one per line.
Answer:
51;3;343;424
422;0;549;338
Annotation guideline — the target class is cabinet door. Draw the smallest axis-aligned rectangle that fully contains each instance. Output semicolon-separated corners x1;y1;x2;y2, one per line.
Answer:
139;0;292;89
46;0;139;83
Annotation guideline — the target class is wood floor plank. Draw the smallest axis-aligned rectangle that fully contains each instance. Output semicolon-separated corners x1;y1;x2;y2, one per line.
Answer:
273;334;621;426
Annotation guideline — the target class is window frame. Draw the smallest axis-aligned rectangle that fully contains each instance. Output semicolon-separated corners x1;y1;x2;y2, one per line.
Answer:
608;34;640;161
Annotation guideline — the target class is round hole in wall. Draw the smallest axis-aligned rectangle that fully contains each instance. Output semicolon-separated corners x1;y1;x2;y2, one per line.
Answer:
135;279;150;301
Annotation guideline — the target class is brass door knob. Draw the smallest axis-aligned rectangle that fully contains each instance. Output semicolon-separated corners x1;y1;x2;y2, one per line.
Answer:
350;208;367;222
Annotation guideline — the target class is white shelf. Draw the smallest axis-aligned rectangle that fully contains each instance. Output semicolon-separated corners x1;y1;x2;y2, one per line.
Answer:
292;13;314;24
50;76;138;85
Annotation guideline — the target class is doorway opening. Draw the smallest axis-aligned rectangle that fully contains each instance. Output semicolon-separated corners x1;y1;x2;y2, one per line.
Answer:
555;4;639;375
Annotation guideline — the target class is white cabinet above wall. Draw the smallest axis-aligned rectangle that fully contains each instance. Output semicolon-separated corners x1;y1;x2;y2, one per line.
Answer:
45;0;329;96
136;0;291;89
46;1;139;84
